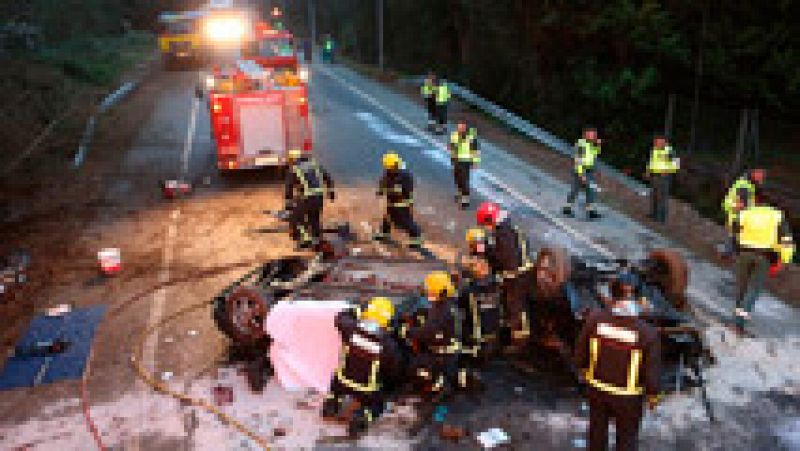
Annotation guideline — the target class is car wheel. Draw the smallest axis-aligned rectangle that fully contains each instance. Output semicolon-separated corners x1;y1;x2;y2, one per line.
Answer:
216;286;270;346
648;249;689;311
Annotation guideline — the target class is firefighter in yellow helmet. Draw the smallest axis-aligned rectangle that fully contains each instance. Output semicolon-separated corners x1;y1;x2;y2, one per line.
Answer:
731;193;794;334
322;297;403;436
575;275;663;451
406;271;463;397
375;152;423;248
285;149;335;249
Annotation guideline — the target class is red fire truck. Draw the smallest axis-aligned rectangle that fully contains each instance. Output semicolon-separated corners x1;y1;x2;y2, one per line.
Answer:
205;59;312;171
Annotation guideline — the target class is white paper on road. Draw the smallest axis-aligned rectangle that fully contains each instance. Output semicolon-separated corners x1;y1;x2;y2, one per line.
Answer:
266;300;351;393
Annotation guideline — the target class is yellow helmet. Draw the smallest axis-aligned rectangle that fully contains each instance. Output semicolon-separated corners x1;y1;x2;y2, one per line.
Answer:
382;152;402;170
465;227;486;244
288;149;303;162
424;271;455;301
362;297;394;328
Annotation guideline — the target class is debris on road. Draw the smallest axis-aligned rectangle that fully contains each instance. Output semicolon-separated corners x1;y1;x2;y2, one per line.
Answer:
44;304;72;317
187;329;199;337
160;179;192;199
160;371;173;381
0;249;30;303
97;248;121;276
273;427;287;437
572;437;587;448
440;424;465;441
212;385;234;406
477;427;510;448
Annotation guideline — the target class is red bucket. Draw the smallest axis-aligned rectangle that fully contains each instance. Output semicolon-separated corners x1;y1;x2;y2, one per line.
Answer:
97;248;121;276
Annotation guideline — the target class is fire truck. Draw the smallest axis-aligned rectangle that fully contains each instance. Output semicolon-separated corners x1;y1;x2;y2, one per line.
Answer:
244;22;308;81
204;59;312;171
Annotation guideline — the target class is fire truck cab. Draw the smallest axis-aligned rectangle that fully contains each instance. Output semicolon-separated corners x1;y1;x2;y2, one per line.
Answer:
243;22;308;83
205;59;311;171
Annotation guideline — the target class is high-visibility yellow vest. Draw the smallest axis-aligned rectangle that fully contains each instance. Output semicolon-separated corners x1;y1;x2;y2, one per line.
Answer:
575;139;600;176
450;130;480;163
648;146;679;174
723;176;756;216
737;206;782;250
421;80;434;98
435;83;451;104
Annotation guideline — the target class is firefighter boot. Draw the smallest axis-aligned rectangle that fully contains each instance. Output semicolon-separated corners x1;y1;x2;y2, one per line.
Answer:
322;395;340;419
587;206;602;221
348;408;370;437
562;205;574;217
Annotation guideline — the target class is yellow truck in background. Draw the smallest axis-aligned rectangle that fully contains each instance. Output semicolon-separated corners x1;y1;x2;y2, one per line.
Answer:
157;11;205;69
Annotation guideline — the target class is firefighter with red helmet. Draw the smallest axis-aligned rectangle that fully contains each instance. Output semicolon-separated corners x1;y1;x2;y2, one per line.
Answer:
406;271;464;397
285;149;335;249
375;152;423;248
322;297;404;436
575;275;663;451
476;202;534;350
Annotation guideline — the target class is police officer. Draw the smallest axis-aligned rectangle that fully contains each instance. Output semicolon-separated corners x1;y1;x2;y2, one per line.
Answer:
285;149;335;249
646;135;679;223
322;34;335;63
375;152;423;248
322;297;404;436
421;72;438;129
458;228;502;377
476;202;534;350
563;127;602;220
575;277;662;451
723;168;765;230
731;198;794;333
433;78;451;134
450;120;480;208
407;271;463;397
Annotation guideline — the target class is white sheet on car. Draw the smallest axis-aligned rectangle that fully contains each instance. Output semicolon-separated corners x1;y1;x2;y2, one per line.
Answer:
265;300;351;393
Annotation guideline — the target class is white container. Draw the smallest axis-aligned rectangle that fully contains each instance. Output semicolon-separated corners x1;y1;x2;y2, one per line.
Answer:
98;248;121;276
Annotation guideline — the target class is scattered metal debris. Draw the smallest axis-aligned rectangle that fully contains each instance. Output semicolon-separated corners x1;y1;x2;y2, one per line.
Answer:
477;427;510;448
212;385;234;406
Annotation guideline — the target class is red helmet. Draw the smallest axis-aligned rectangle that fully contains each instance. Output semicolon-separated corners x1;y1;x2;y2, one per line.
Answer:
476;202;501;226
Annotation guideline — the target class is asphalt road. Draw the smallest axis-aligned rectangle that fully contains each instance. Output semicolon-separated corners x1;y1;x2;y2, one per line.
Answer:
0;59;799;450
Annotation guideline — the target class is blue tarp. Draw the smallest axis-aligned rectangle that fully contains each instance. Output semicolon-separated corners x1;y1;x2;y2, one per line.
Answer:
0;305;107;390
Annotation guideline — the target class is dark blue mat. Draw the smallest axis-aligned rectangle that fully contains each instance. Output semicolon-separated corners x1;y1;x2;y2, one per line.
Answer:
0;305;107;390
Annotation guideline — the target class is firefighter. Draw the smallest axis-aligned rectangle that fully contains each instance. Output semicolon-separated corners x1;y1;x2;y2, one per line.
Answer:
646;135;680;223
458;228;502;376
322;34;335;63
575;277;663;451
322;297;404;436
723;168;765;230
421;72;438;129
285;149;335;249
476;202;534;350
731;198;794;333
375;152;423;248
407;271;463;396
449;120;481;208
433;78;451;134
563;127;602;220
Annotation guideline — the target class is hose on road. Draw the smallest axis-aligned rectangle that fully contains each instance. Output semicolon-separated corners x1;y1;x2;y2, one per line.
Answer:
80;261;271;450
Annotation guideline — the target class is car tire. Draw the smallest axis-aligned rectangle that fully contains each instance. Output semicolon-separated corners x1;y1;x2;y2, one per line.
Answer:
648;249;689;311
214;285;271;347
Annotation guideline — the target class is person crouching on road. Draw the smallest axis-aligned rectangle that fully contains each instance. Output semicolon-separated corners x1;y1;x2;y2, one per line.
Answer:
285;149;335;250
322;297;403;436
731;195;794;334
433;78;451;134
575;276;662;451
375;152;423;249
450;120;480;209
476;202;535;351
421;72;438;130
646;134;679;223
563;126;602;220
406;271;463;398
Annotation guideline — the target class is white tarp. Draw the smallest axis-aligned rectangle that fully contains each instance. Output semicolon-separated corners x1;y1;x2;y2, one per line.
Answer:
265;300;351;393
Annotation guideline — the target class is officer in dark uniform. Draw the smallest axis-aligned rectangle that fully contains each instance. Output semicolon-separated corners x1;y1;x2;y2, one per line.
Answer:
375;152;423;248
285;149;334;249
476;202;534;350
322;297;403;436
406;271;463;397
575;276;663;451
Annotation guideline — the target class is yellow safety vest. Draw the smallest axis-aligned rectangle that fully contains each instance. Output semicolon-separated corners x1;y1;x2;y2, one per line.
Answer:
421;80;435;98
737;206;782;250
648;146;679;174
450;130;480;163
723;177;756;216
575;139;600;176
435;83;451;104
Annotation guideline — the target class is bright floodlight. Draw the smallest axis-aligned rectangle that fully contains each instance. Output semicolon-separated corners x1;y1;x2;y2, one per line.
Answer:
205;17;246;43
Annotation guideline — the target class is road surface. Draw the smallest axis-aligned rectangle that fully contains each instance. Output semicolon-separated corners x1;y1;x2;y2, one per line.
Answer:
0;58;798;450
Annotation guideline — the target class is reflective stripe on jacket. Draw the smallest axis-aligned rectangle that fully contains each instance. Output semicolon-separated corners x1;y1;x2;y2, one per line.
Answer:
648;145;679;174
435;83;451;104
723;176;756;216
574;139;600;176
450;130;480;163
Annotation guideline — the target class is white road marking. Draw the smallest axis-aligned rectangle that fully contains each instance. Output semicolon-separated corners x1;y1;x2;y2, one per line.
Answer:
317;65;720;322
182;97;200;176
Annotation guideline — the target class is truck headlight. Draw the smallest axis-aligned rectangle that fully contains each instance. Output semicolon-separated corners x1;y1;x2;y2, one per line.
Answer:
205;18;246;43
298;67;309;82
205;75;216;90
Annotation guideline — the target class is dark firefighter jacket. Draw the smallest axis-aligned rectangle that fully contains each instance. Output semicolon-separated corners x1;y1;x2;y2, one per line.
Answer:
485;219;532;279
457;278;501;355
378;168;415;208
285;157;334;202
406;299;460;355
575;308;661;397
334;309;404;393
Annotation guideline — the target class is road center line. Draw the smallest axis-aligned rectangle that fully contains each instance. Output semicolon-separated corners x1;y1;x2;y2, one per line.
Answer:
317;65;720;323
182;97;199;176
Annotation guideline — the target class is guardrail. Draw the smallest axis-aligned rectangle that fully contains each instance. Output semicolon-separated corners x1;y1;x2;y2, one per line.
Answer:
404;76;650;196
